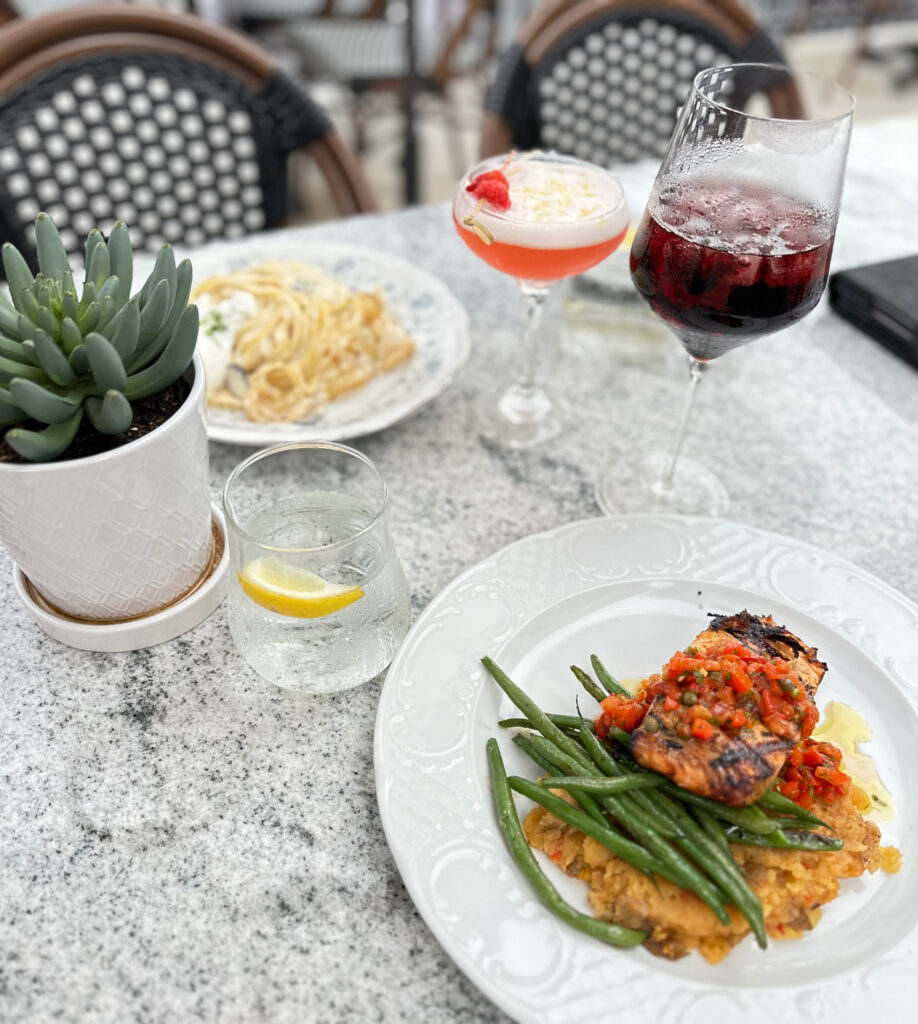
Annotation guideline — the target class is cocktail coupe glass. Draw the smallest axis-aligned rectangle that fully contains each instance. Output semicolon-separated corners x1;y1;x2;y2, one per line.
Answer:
454;151;628;448
594;65;854;515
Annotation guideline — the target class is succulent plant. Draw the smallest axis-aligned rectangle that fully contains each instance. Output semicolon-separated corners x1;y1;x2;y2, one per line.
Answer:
0;214;198;462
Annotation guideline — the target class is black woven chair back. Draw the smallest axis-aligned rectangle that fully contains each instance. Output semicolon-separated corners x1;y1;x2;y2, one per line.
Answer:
0;52;331;264
486;3;790;166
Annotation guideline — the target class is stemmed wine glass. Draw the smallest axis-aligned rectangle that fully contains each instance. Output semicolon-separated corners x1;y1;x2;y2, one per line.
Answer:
595;64;854;515
454;151;628;448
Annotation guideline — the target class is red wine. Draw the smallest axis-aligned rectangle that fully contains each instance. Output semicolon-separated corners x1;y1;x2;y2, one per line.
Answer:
630;181;835;360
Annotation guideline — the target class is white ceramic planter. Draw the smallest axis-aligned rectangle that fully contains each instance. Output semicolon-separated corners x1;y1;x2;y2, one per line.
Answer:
0;352;213;620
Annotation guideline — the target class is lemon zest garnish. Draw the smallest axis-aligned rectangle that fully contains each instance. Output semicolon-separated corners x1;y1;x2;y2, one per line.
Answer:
238;556;364;619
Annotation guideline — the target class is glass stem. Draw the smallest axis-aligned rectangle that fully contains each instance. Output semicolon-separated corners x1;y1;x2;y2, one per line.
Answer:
517;283;549;396
659;356;706;492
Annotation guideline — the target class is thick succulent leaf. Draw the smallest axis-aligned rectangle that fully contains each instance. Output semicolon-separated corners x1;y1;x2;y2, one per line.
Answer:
136;278;170;351
2;244;35;314
87;238;110;287
0;301;21;337
85;389;133;435
15;314;36;341
110;300;140;364
107;222;133;308
78;280;97;317
83;230;105;284
5;407;83;461
36;281;54;310
0;354;49;384
35;214;72;281
61;290;79;322
0;385;24;426
32;329;77;385
138;245;176;308
125;304;198;400
8;379;82;424
68;345;90;375
130;260;193;371
21;288;41;323
77;301;100;335
97;294;116;333
60;317;83;355
38;305;61;343
0;334;37;365
84;331;128;393
95;276;120;305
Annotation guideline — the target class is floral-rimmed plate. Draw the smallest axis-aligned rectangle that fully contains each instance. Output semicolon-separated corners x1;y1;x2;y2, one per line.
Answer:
374;514;918;1024
150;236;470;445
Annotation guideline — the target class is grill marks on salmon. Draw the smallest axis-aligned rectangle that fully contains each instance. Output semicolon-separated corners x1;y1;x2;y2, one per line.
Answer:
630;612;826;807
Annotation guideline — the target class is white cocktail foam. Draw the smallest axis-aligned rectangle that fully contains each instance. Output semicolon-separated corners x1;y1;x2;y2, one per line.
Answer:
454;158;628;250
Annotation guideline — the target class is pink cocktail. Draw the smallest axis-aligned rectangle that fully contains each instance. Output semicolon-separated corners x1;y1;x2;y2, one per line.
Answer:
454;152;628;447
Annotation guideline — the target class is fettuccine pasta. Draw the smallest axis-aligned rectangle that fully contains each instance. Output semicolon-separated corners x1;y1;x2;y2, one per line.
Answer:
192;261;415;423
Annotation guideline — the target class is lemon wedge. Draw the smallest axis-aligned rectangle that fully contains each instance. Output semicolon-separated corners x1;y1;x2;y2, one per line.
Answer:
238;556;364;619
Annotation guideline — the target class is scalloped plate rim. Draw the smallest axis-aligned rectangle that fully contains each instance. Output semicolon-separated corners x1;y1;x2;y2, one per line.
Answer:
374;513;918;1023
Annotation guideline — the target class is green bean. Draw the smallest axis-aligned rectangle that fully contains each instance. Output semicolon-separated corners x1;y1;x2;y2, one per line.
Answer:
570;664;607;704
757;789;834;831
721;825;844;852
517;733;666;887
500;707;632;748
583;726;764;943
658;785;781;835
653;791;767;949
692;806;731;853
512;734;610;830
761;815;823;831
511;732;564;777
509;775;683;881
526;733;679;843
576;725;731;926
577;730;685;840
590;653;631;697
482;657;591;771
537;774;666;794
486;739;647;948
603;723;635;747
526;734;606;782
499;713;590;732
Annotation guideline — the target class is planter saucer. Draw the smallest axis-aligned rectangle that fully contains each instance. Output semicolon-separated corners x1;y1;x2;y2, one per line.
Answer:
12;503;230;653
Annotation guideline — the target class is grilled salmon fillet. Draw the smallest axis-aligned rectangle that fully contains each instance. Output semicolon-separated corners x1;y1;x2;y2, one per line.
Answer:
630;612;826;807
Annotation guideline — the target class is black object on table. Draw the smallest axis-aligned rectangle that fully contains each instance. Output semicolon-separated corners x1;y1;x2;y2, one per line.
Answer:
829;254;918;371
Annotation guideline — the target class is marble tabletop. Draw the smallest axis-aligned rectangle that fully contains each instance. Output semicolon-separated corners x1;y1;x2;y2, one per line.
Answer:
3;115;918;1024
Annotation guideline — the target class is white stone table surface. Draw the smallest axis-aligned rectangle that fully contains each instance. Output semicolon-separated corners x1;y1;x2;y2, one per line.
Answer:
2;116;917;1024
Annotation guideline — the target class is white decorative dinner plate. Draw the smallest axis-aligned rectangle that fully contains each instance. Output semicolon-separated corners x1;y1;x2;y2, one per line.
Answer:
172;238;470;445
374;515;918;1023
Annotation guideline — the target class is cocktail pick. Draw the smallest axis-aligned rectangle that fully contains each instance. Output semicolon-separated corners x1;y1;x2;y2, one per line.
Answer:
463;152;517;244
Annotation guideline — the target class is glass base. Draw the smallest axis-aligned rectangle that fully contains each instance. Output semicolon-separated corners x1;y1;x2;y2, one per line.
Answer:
480;383;566;449
595;449;730;517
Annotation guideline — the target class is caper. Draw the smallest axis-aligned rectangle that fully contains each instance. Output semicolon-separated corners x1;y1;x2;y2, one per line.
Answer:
779;678;797;692
643;716;660;734
681;691;698;706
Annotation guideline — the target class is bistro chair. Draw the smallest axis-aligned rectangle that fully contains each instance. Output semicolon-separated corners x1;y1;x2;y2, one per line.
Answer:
481;0;802;163
0;5;376;267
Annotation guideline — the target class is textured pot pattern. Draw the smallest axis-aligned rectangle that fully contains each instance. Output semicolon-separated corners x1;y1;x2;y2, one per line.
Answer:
0;353;212;620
